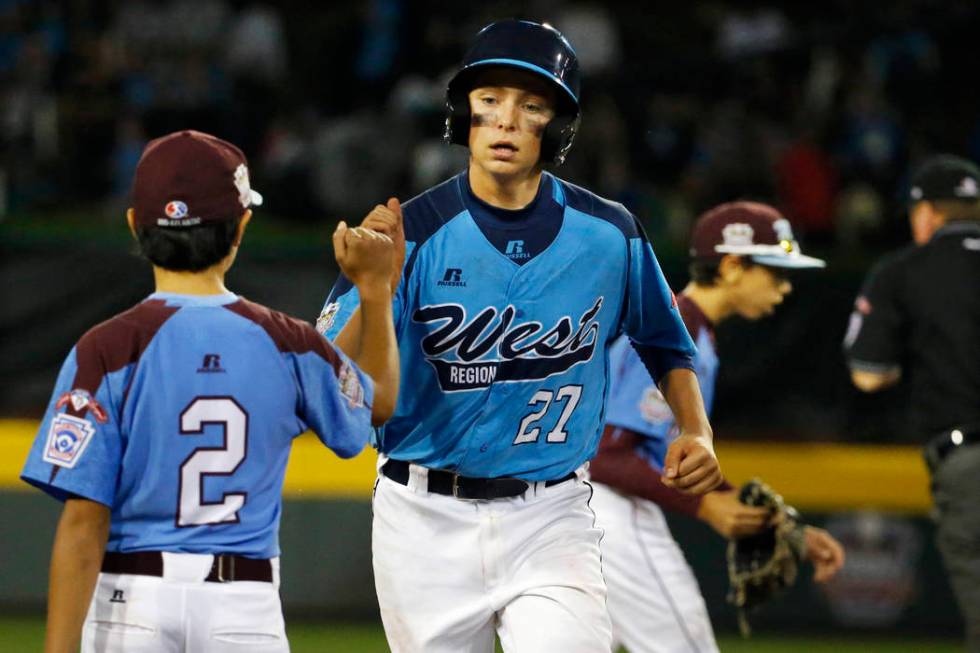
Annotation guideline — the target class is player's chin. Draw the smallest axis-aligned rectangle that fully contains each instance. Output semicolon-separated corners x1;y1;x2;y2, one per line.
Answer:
478;154;534;175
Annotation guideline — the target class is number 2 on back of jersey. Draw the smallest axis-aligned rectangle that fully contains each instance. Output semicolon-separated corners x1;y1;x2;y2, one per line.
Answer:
177;397;248;527
513;385;582;445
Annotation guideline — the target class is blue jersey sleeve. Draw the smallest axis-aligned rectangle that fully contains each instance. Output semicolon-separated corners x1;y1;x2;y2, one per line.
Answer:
318;274;359;340
620;220;696;384
21;347;124;506
289;326;374;458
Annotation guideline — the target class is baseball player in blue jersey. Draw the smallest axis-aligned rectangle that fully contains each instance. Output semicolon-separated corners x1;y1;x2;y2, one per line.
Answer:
590;202;845;652
21;130;399;653
319;19;721;652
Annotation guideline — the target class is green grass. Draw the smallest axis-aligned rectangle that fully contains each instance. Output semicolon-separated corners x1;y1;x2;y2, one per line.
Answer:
0;615;961;652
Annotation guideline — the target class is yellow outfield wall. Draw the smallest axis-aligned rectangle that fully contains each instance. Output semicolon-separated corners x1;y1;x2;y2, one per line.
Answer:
0;419;932;513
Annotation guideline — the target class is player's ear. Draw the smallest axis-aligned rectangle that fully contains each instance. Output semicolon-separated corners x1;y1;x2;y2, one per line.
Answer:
234;210;252;247
126;208;137;238
718;254;744;284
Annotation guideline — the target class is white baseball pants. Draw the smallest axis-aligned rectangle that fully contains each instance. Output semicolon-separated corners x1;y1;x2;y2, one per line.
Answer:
372;463;612;652
590;482;719;653
81;553;288;652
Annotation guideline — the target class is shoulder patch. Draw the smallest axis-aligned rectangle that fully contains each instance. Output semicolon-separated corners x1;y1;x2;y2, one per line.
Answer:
338;360;365;409
316;302;341;335
638;386;673;424
56;389;108;423
43;414;97;469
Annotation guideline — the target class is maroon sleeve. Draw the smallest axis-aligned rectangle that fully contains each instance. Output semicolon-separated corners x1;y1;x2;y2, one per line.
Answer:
224;299;343;371
590;425;732;518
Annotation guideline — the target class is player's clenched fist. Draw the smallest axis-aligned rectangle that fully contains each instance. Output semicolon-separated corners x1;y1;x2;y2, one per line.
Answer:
661;432;722;495
359;197;405;293
333;222;394;292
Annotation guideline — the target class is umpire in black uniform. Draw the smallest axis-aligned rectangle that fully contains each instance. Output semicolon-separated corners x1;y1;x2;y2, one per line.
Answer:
844;154;980;650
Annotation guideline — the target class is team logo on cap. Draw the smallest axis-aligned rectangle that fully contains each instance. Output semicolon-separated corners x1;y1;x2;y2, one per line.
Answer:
773;219;795;242
43;414;96;469
165;201;189;219
722;223;754;247
234;164;252;209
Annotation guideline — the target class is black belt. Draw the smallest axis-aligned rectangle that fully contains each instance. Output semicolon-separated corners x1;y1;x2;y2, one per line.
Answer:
381;459;576;500
926;426;980;466
102;551;273;583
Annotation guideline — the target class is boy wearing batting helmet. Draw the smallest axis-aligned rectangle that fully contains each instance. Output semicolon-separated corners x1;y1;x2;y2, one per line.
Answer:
590;202;845;652
319;19;720;653
21;130;399;653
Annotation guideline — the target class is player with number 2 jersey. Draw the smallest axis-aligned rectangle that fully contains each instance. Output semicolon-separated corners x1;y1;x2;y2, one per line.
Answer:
21;130;399;653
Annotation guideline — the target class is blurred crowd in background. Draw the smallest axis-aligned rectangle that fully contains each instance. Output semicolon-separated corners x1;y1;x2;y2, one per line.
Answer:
3;0;979;256
5;0;980;438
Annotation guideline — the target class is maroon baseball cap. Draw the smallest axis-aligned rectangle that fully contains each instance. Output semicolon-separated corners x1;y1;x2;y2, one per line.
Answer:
131;130;263;228
689;201;825;269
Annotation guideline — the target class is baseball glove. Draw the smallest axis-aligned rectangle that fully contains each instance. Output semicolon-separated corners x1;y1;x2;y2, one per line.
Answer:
726;478;806;636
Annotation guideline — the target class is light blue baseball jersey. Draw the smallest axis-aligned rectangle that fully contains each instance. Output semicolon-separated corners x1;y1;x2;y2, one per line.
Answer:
22;292;373;558
319;171;695;481
604;294;719;469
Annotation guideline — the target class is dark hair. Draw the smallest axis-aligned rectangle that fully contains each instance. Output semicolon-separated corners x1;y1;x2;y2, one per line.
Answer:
689;259;722;286
689;255;763;286
135;217;241;272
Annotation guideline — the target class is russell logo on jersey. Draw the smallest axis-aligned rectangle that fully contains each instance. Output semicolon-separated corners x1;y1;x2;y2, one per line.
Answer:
505;240;531;261
437;268;467;287
413;297;604;391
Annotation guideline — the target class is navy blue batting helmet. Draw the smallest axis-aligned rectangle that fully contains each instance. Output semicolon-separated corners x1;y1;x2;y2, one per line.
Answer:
445;19;581;166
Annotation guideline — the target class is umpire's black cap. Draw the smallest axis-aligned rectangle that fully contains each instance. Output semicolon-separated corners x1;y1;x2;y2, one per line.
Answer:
909;155;980;203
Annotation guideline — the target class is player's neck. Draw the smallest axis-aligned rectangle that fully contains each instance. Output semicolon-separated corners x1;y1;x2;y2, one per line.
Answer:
468;162;542;209
681;283;733;324
152;265;230;296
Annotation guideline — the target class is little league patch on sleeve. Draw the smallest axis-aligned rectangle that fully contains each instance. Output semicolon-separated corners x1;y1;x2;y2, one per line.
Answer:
639;386;673;424
338;361;365;409
43;414;97;468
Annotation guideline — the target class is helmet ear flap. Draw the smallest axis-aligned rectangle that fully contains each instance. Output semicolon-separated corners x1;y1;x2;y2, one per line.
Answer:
444;92;471;146
541;112;580;166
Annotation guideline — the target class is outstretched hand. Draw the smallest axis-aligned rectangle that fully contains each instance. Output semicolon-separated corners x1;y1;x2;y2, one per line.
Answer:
804;526;845;583
332;222;394;293
661;432;722;495
359;197;405;293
